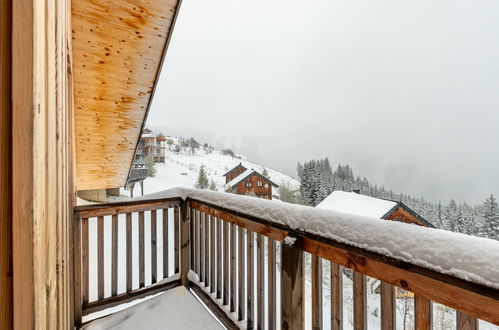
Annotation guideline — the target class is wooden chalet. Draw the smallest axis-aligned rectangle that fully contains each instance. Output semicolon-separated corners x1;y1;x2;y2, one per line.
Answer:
1;0;499;329
136;129;168;163
222;163;247;183
225;167;278;200
317;191;434;227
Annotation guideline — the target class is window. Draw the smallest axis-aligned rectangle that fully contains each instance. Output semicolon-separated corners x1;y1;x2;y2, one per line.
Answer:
264;183;269;189
257;180;263;187
245;181;252;187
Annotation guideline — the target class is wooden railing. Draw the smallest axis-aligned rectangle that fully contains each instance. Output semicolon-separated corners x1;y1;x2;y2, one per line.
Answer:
73;197;182;327
73;195;499;329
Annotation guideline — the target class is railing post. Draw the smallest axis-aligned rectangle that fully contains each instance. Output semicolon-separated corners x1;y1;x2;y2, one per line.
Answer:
180;201;191;287
73;211;82;328
456;311;478;330
281;238;304;330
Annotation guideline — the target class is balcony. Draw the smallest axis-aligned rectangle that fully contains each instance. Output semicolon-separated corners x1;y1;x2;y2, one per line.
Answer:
74;188;499;329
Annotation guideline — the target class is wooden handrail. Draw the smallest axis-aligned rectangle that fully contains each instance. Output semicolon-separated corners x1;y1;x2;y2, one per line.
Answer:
73;195;499;328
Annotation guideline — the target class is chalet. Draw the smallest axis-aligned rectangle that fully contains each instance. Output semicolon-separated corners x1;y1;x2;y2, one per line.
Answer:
135;129;168;163
222;163;247;183
316;190;434;227
225;167;278;199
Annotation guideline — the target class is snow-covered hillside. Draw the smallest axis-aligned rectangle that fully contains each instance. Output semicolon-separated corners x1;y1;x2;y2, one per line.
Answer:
127;136;299;198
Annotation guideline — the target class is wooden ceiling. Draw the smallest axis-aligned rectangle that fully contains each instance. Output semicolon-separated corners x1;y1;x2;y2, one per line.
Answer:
72;0;180;190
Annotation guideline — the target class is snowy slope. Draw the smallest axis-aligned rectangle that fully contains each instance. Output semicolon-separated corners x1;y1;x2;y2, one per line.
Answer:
128;137;299;198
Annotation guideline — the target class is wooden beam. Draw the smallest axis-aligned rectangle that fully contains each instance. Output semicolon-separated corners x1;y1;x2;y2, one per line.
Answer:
353;271;367;330
281;241;304;330
12;0;74;327
0;0;12;327
189;200;288;242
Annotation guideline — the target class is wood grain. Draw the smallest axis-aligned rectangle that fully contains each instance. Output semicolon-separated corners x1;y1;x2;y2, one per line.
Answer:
353;271;367;330
97;216;104;300
73;0;181;189
414;294;432;330
457;311;478;330
330;262;343;330
281;241;304;330
257;234;264;329
380;282;396;330
238;227;245;321
247;231;254;329
151;210;157;283
162;208;169;278
268;239;276;330
126;213;132;292
230;224;236;312
139;211;145;287
111;214;118;295
312;255;323;330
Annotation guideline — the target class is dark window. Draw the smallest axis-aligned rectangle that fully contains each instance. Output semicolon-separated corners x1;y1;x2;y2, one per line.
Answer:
257;180;263;187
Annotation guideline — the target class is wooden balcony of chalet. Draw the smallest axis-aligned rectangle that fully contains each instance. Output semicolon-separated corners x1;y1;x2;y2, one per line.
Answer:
73;189;499;330
2;0;499;329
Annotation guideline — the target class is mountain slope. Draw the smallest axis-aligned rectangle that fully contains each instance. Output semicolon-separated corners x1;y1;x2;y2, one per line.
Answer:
128;136;299;198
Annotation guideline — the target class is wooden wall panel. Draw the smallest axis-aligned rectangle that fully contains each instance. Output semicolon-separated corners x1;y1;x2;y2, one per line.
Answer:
72;0;181;190
12;0;74;328
0;0;12;328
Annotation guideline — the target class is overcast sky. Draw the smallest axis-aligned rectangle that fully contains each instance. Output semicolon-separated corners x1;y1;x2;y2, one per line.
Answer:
147;0;499;204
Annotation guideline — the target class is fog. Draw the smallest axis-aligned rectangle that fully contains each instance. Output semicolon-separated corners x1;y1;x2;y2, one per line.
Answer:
147;0;499;204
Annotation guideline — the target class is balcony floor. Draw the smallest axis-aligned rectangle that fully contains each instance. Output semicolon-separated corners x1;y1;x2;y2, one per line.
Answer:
81;286;224;330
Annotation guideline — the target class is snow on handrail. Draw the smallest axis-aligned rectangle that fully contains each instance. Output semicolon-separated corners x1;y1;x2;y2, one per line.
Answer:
134;187;499;291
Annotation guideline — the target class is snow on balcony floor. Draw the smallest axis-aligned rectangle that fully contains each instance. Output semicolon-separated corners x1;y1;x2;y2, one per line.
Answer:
81;286;224;330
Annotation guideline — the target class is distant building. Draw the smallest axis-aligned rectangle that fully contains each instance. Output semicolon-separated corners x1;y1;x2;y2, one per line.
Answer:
316;190;434;227
224;165;278;200
135;128;168;163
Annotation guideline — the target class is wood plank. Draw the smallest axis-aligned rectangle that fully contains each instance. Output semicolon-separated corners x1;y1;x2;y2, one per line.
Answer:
247;231;254;329
380;282;396;330
414;294;432;330
210;215;216;293
281;240;304;330
151;210;157;284
180;203;190;287
82;218;89;305
205;212;210;287
223;220;229;305
97;216;105;300
83;279;180;315
174;206;180;273
190;208;195;272
268;239;276;330
190;201;288;242
139;211;145;288
73;213;82;327
330;262;343;330
73;0;182;190
312;254;323;330
298;236;499;325
196;210;201;276
217;217;222;300
353;271;367;330
200;212;205;283
0;0;12;325
111;214;118;296
76;199;181;218
190;282;239;330
457;311;479;330
238;227;245;321
257;234;264;330
230;224;236;312
126;213;132;292
162;208;169;278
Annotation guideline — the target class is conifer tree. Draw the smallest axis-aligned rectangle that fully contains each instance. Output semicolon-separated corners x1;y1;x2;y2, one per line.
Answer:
482;194;499;239
195;166;209;189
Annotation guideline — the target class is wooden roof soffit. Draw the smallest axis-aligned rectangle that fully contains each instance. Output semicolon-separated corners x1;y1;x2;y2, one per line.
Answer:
73;0;181;190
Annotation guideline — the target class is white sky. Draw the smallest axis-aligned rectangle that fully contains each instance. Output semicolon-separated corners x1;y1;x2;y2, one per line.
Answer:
147;0;499;204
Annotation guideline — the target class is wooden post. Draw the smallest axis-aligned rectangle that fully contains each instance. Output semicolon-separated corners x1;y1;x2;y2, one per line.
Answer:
281;239;304;330
180;201;190;287
311;255;323;330
380;282;396;330
330;263;343;330
457;311;478;330
415;294;432;330
353;271;367;330
73;212;82;328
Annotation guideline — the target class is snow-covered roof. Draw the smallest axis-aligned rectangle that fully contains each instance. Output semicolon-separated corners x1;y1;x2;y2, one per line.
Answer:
226;169;278;189
316;191;397;219
134;188;499;290
142;133;156;138
222;163;246;177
